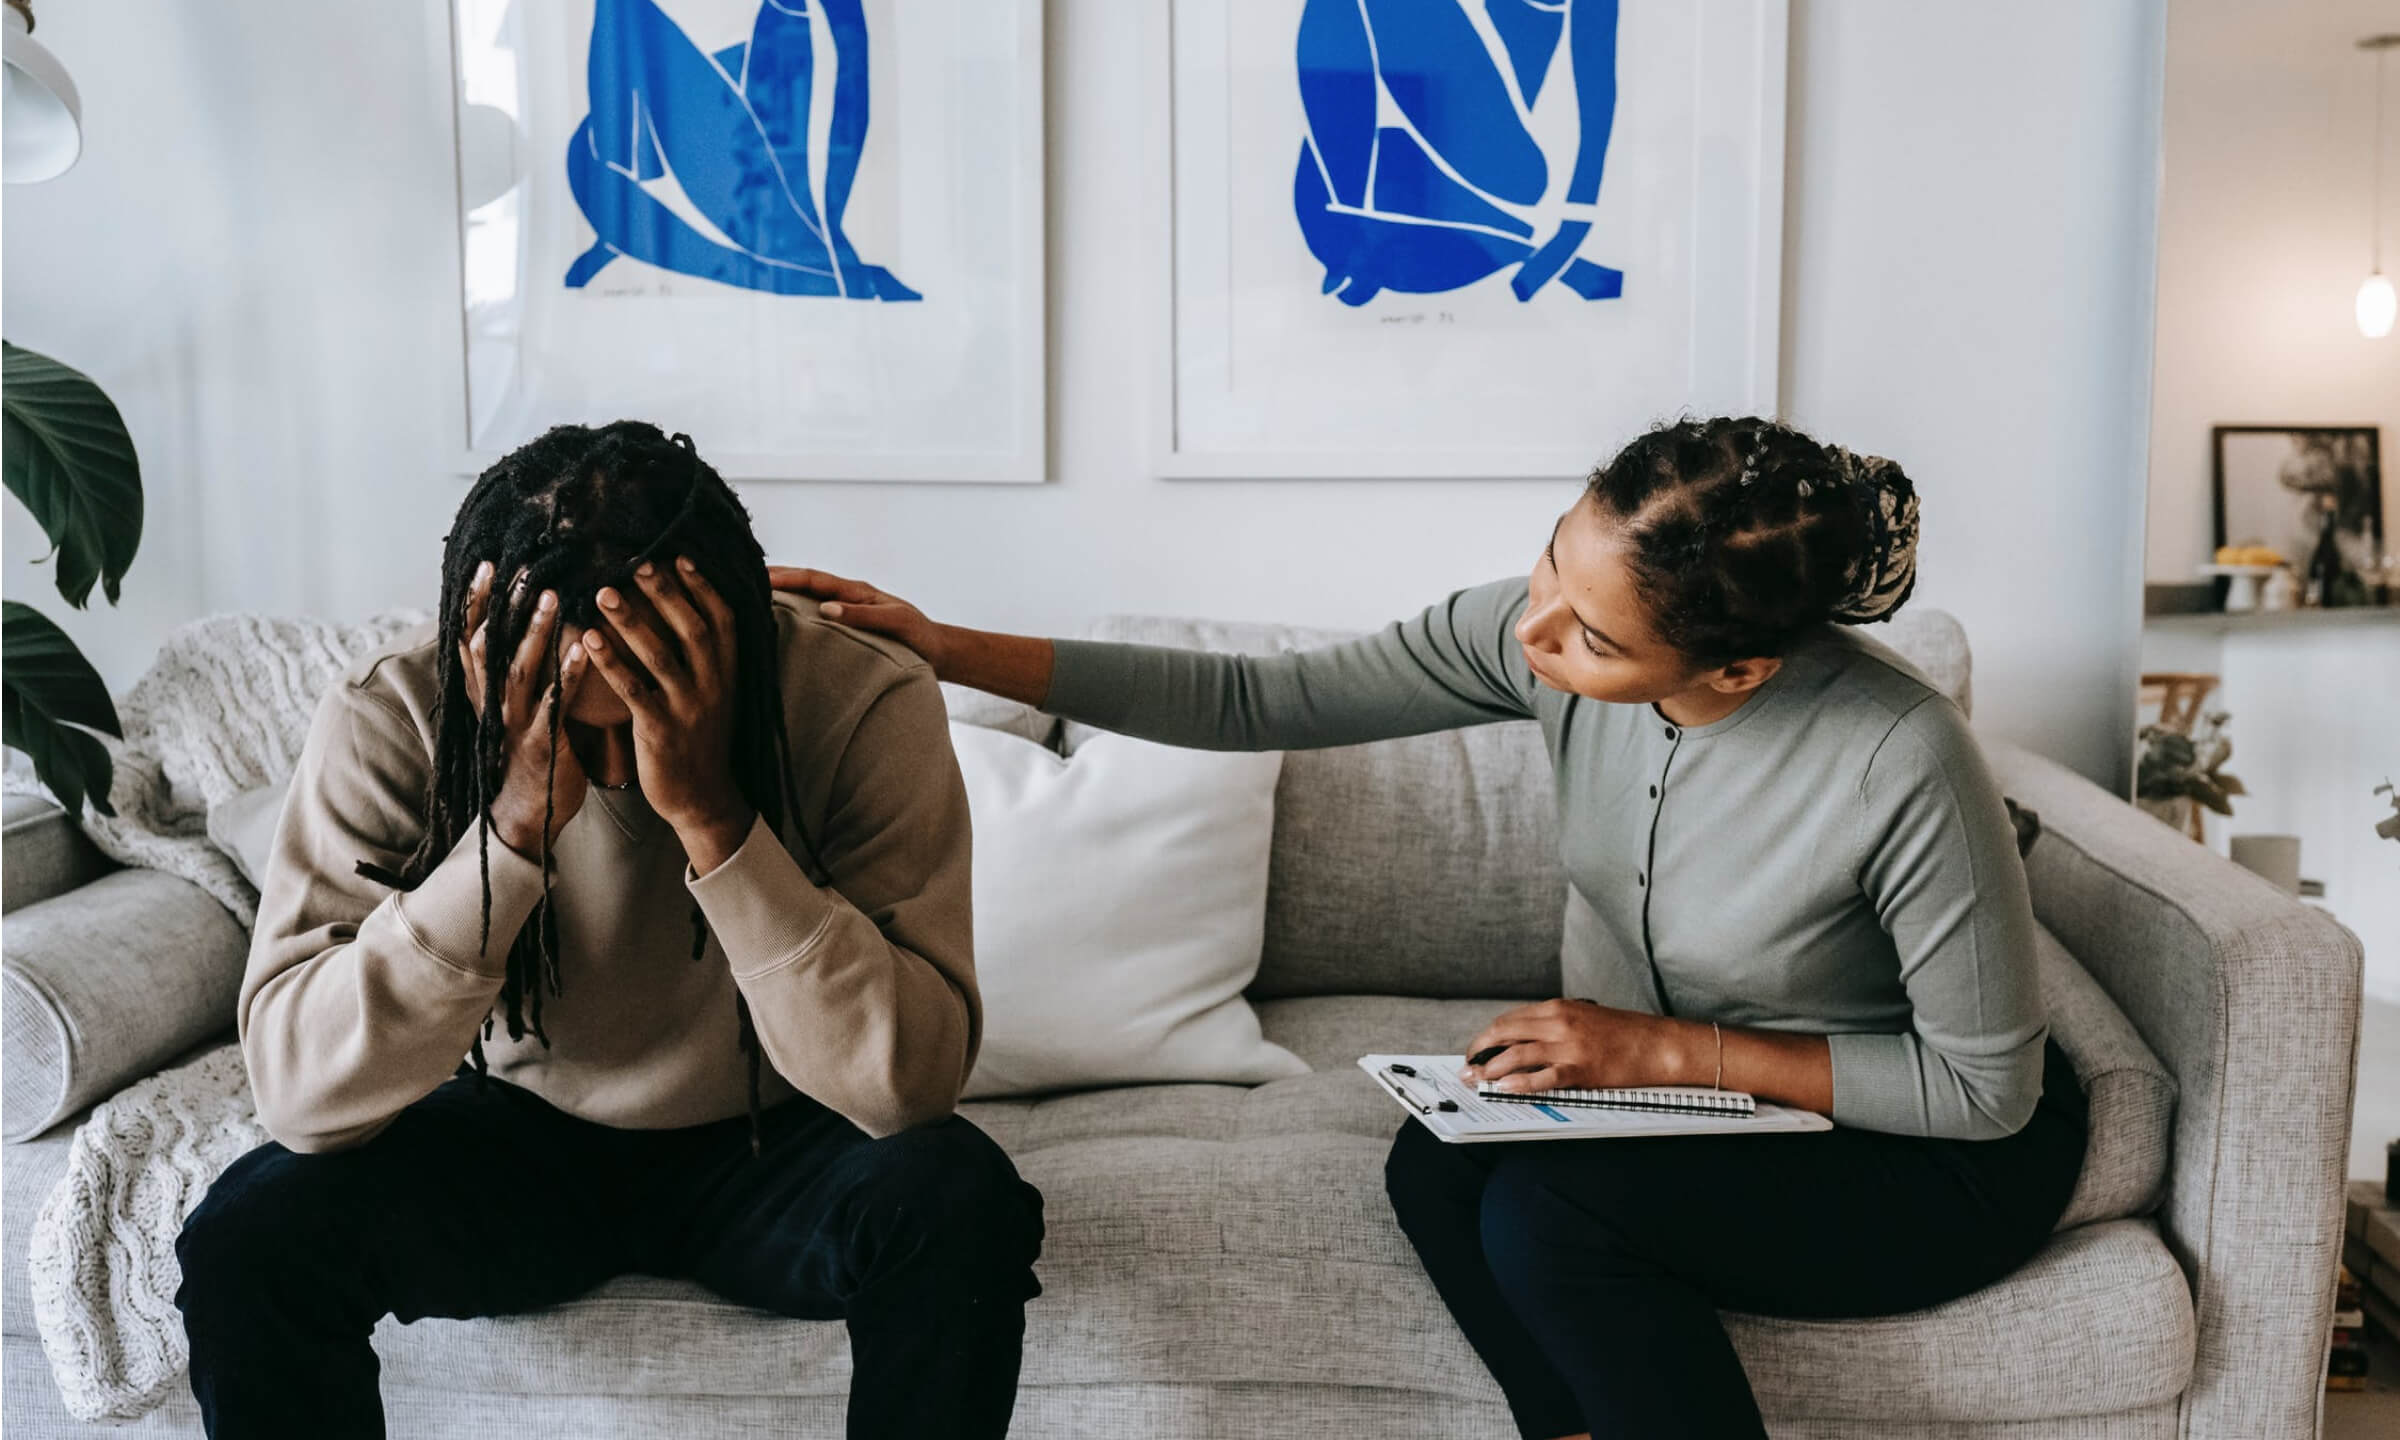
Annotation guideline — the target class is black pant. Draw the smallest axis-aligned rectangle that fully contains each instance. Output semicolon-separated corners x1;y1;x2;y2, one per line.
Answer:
174;1070;1045;1439
1384;1040;2088;1440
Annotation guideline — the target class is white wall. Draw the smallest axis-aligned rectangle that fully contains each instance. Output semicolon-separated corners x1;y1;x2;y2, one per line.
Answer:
2146;0;2400;583
2142;621;2400;1003
1780;1;2163;789
3;0;2162;791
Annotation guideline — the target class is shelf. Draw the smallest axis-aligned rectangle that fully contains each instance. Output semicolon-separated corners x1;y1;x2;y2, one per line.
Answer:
2144;606;2400;634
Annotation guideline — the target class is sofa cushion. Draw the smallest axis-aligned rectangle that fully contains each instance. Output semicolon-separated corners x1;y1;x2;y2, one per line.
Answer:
1724;1220;2192;1422
2038;924;2175;1227
1247;723;1564;1001
941;681;1057;748
356;994;2191;1423
959;995;1499;1196
2;1104;77;1339
1073;616;1564;1002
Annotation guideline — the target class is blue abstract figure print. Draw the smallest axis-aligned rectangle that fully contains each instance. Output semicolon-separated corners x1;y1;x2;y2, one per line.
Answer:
565;0;918;300
1294;0;1622;307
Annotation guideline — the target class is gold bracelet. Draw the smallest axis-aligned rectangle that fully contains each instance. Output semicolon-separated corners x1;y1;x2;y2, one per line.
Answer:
1711;1021;1724;1091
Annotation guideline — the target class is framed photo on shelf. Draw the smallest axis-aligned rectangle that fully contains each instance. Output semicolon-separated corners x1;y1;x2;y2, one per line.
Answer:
441;0;1045;484
1146;0;1787;480
2211;425;2386;606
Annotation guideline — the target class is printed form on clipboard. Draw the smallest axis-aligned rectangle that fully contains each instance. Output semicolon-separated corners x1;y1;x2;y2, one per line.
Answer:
1359;1055;1834;1144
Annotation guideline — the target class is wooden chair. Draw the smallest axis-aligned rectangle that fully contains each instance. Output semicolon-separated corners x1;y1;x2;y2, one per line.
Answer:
2138;672;2218;736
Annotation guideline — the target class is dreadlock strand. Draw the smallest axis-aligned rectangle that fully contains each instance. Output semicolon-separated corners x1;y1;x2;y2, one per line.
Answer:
736;992;763;1157
475;706;493;966
526;959;547;1047
541;616;565;997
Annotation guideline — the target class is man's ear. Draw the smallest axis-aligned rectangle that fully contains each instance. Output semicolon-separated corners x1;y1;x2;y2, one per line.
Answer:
1707;655;1783;696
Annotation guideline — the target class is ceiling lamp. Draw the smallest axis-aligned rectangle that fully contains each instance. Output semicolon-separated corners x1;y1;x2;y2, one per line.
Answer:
2;0;80;185
2358;35;2400;339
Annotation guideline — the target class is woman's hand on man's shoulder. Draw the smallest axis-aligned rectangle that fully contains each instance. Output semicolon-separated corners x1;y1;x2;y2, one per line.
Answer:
768;567;946;668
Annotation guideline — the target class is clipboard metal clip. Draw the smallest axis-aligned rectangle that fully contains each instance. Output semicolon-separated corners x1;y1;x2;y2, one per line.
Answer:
1378;1064;1455;1115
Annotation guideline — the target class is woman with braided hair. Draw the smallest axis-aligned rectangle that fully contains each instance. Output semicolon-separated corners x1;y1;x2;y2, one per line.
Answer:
774;414;2086;1439
175;420;1043;1439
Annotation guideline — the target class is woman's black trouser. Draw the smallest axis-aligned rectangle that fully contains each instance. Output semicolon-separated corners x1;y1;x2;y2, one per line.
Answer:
1383;1040;2087;1439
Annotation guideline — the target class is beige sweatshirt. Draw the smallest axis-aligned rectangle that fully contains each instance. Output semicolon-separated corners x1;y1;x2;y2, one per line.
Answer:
240;593;978;1153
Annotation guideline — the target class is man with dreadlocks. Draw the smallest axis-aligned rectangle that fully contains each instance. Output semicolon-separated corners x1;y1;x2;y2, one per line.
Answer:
173;421;1042;1438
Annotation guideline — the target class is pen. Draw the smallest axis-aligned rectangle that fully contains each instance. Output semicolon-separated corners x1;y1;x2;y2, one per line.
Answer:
1381;1065;1459;1113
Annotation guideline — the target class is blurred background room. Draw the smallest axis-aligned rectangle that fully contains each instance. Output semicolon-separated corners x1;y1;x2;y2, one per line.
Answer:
2134;0;2398;1194
2134;2;2399;1413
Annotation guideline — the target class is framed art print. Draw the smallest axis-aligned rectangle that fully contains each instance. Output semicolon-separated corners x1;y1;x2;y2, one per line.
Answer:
1149;0;1786;479
444;0;1045;483
2212;425;2386;606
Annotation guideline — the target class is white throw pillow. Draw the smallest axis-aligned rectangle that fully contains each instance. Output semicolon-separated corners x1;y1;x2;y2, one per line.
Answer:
206;775;291;890
950;723;1308;1098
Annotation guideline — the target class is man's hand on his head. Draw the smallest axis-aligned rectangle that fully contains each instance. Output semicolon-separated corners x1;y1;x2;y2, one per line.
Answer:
583;555;755;871
458;559;594;855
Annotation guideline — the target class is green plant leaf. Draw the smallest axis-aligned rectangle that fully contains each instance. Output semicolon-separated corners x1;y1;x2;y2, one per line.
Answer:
1;600;119;818
2136;727;2200;799
2;342;143;609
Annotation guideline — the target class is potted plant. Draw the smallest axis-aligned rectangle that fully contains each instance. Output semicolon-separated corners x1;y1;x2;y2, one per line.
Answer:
2;341;143;817
2135;710;2245;841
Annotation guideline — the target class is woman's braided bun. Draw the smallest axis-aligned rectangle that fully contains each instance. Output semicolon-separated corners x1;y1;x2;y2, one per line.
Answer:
1824;447;1920;625
1585;417;1922;664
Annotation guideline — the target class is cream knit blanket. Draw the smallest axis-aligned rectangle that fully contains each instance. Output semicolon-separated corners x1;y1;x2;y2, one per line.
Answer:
8;608;423;1421
26;1047;266;1421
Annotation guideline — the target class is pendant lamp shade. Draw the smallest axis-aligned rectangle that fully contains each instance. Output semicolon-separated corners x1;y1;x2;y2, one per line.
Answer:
2;2;80;185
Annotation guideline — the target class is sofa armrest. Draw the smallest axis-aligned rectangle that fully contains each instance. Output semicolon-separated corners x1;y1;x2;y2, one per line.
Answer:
1985;738;2361;1440
2;793;116;914
3;868;247;1142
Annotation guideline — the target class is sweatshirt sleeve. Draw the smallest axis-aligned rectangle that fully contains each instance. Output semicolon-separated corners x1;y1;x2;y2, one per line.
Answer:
1829;697;2050;1140
1041;576;1539;751
684;663;977;1139
240;682;545;1154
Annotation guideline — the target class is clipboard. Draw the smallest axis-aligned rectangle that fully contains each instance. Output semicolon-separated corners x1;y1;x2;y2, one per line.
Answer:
1360;1055;1833;1144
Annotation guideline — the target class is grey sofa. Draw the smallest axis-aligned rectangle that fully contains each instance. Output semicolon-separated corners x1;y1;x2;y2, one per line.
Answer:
2;609;2363;1438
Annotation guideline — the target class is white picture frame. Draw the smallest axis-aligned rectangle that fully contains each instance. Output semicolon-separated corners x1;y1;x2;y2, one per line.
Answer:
440;0;1046;484
1147;0;1786;481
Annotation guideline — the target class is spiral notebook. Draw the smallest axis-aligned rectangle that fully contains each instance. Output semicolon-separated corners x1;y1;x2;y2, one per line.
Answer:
1358;1055;1833;1144
1479;1083;1758;1117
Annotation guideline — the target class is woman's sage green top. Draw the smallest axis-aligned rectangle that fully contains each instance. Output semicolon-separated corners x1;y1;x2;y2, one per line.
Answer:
1044;577;2047;1142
